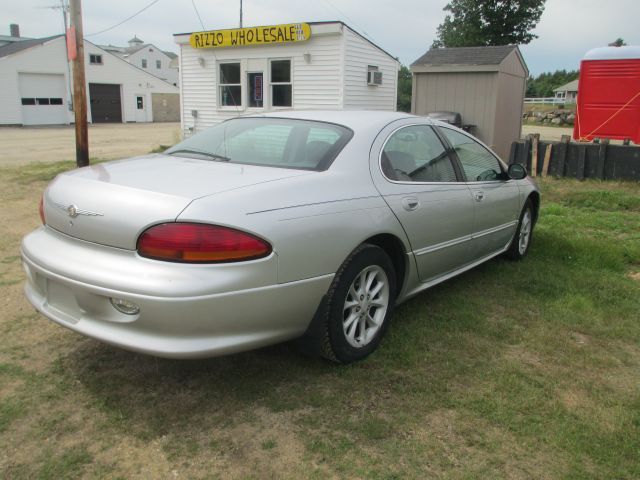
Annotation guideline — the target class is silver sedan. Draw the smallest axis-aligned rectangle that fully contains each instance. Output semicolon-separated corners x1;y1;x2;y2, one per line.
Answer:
21;111;539;363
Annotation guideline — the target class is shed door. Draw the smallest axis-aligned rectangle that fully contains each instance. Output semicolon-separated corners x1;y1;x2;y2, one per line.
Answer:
19;73;68;125
89;83;122;123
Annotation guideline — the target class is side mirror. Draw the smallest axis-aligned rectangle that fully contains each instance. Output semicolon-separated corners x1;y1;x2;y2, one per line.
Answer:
507;163;527;180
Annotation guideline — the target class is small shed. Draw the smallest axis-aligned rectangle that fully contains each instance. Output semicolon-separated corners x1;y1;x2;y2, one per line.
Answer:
411;45;528;160
173;22;399;136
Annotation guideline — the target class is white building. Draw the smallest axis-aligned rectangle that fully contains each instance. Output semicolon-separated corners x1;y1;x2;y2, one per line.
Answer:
553;79;579;104
173;21;399;135
100;36;179;86
0;35;179;125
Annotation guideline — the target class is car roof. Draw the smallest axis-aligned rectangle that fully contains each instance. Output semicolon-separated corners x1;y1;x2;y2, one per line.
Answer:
251;110;427;134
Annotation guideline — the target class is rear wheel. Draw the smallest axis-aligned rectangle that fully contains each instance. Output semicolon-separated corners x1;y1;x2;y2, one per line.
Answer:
505;199;534;260
320;244;396;363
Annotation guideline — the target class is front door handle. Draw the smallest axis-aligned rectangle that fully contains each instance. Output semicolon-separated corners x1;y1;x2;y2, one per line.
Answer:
402;196;419;211
474;191;485;202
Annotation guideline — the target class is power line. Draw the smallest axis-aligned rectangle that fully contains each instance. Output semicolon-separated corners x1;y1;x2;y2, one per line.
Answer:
319;0;373;40
191;0;206;30
86;0;162;37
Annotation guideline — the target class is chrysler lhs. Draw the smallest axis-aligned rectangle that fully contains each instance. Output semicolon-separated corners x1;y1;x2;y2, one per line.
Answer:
21;111;538;363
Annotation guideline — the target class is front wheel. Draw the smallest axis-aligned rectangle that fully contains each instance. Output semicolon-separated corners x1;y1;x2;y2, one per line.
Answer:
505;199;534;260
320;244;396;363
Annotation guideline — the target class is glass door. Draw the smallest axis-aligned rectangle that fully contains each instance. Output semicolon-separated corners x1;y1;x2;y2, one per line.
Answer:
248;72;264;108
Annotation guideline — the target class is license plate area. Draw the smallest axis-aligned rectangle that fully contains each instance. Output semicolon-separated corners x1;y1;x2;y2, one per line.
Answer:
46;279;82;324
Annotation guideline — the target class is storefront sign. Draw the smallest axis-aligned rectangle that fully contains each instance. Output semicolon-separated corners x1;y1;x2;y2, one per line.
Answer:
190;23;311;49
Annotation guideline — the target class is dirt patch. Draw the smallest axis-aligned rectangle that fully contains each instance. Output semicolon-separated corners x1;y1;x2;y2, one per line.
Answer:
504;344;544;368
570;331;590;346
410;409;566;478
628;271;640;281
0;123;181;165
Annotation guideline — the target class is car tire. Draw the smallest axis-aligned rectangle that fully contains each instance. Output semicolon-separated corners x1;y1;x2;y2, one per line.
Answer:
505;199;534;261
319;244;396;363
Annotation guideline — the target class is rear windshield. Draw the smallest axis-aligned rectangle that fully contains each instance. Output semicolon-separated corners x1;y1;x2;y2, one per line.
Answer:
166;117;353;170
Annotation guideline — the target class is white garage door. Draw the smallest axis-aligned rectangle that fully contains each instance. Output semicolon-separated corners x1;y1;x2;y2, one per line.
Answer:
19;73;68;125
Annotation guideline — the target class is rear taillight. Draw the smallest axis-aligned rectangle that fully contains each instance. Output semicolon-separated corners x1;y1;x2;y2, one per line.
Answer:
39;195;45;224
137;223;272;263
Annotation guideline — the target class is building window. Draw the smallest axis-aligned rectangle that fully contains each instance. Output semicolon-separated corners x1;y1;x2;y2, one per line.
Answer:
21;98;63;105
219;62;241;107
270;59;291;107
367;65;382;85
141;59;147;68
156;59;161;69
137;96;144;109
89;54;102;65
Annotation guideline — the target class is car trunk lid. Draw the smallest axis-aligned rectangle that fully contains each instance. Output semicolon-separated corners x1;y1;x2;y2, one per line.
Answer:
43;154;310;250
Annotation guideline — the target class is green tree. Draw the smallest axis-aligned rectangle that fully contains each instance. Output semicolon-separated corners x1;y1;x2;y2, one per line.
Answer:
433;0;546;48
525;69;579;97
397;65;412;112
608;38;627;47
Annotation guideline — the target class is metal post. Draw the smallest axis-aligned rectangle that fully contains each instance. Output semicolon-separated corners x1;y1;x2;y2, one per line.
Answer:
69;0;89;167
240;0;243;28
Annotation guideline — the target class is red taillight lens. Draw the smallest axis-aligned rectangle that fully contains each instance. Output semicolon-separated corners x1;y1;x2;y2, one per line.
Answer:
39;195;45;224
137;223;272;263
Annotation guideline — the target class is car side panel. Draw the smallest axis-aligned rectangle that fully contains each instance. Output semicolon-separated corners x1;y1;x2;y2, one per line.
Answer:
466;180;521;258
177;171;414;286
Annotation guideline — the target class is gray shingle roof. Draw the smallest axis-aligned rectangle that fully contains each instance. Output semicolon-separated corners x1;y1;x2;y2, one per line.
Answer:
412;45;517;67
0;35;63;59
553;79;579;92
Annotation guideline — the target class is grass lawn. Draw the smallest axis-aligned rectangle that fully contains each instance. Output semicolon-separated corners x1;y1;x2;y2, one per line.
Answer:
0;161;638;478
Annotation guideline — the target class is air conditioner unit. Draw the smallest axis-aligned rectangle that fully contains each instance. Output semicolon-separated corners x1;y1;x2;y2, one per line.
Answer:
367;70;382;86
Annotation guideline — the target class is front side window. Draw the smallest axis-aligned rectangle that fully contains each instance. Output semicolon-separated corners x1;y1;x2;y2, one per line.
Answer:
439;127;502;182
381;125;457;182
141;58;147;68
219;62;241;107
156;59;161;69
166;118;352;171
89;54;102;65
270;59;292;107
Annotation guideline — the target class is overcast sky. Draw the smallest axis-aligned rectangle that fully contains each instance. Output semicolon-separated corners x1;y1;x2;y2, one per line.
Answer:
3;0;638;75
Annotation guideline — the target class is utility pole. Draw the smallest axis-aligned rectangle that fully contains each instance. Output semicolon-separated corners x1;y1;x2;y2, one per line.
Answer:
69;0;89;167
40;2;73;111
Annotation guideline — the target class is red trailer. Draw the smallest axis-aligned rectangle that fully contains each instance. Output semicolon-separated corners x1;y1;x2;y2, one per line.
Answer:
574;46;640;143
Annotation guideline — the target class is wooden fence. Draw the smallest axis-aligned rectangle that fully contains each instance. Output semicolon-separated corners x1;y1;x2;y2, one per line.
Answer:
508;135;640;181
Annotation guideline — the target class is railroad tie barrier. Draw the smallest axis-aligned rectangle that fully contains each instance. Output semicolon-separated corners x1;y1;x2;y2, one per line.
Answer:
509;135;640;181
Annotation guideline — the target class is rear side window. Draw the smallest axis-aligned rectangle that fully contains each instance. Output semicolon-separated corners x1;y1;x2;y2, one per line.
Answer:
439;127;502;182
166;118;353;171
381;125;457;182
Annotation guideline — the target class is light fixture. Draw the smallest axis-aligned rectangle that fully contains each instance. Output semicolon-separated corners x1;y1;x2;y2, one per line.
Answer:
198;56;205;67
303;53;311;63
110;297;140;315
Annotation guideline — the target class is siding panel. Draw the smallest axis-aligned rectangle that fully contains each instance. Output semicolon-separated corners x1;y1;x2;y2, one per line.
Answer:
342;28;398;110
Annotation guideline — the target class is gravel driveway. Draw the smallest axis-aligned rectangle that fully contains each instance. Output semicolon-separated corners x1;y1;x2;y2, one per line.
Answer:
0;122;181;165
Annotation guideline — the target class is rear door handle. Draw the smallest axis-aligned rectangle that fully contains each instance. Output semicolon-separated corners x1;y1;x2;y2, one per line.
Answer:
474;191;484;202
402;196;419;211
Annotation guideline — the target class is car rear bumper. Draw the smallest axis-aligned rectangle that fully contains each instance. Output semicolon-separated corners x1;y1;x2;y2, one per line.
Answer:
21;227;333;358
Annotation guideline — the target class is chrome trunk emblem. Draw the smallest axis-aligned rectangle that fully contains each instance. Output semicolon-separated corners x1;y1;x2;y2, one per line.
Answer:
53;201;104;218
